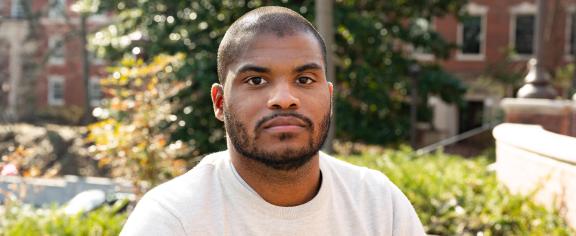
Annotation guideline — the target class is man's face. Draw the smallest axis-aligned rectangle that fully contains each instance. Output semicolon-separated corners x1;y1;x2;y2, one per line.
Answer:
213;31;333;171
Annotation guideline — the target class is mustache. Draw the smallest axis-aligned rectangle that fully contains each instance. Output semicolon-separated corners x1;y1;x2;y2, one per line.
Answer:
255;112;313;131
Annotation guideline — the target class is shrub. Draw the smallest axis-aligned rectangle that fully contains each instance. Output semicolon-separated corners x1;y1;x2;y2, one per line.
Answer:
0;203;126;236
35;106;85;124
87;54;191;193
340;148;575;235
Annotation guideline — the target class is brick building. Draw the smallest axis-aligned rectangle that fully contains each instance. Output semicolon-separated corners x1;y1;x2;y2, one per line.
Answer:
1;0;575;136
417;0;576;143
0;0;108;122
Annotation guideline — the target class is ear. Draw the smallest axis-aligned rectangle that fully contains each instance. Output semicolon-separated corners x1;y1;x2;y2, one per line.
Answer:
211;83;225;122
328;82;334;115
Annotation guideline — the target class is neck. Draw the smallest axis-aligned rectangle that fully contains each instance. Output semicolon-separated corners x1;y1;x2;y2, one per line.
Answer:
228;146;322;207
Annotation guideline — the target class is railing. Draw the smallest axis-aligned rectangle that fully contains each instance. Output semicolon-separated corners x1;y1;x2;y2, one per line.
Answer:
415;121;500;156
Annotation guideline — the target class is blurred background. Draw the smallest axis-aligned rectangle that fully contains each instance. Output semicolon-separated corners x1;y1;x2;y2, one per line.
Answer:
1;0;576;235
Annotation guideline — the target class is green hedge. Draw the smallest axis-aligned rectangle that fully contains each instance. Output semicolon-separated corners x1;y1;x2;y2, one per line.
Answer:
0;203;126;236
340;148;575;235
1;149;574;235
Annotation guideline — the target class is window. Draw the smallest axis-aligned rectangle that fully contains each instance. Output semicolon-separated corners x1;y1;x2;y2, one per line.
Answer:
48;76;65;106
461;16;482;54
514;14;536;55
457;3;487;60
11;0;24;18
89;77;102;106
458;100;484;133
510;2;537;58
48;0;66;18
48;36;64;65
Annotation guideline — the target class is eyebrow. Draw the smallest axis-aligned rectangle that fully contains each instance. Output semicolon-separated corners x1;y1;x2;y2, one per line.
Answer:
235;62;323;75
294;63;322;73
236;64;270;74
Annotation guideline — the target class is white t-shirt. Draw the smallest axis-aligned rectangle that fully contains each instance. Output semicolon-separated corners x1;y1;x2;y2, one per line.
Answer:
120;151;426;236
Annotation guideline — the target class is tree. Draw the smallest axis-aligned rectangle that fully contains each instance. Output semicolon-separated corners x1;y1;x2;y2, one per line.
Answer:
87;0;467;158
332;0;467;144
87;54;191;192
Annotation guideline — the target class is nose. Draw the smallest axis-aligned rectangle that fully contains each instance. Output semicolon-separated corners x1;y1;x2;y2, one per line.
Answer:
267;82;300;110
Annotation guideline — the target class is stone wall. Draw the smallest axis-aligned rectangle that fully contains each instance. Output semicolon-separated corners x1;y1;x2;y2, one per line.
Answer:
0;175;134;206
493;123;576;229
501;98;576;137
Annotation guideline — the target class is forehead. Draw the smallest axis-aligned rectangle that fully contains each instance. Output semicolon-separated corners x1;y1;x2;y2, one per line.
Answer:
231;32;324;71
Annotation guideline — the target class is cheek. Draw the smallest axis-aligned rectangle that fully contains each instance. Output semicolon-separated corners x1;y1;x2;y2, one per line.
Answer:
303;93;331;124
226;93;265;125
306;90;331;109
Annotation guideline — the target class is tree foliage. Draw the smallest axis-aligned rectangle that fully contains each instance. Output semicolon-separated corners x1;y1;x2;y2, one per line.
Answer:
87;54;190;190
87;0;467;155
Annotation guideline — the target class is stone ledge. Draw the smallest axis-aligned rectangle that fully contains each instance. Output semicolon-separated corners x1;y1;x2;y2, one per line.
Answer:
493;123;576;164
494;123;576;229
0;175;133;206
501;98;575;116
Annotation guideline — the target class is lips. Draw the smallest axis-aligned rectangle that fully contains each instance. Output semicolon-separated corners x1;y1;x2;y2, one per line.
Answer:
255;113;313;135
261;116;307;129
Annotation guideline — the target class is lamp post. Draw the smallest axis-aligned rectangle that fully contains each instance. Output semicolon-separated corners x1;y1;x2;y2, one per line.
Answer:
71;0;100;124
316;0;336;153
516;59;557;98
409;63;421;149
516;0;557;99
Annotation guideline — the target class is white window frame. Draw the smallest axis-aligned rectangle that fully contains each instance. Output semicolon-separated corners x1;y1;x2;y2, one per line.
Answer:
48;35;65;65
510;2;537;60
10;0;24;18
48;76;65;106
89;77;102;107
565;5;576;61
457;3;488;61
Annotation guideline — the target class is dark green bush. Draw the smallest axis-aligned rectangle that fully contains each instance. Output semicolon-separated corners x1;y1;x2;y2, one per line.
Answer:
340;148;575;235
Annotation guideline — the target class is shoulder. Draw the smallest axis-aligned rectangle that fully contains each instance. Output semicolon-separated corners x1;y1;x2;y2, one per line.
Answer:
320;152;393;188
122;151;230;234
321;152;414;202
320;152;426;235
144;151;226;204
121;151;229;234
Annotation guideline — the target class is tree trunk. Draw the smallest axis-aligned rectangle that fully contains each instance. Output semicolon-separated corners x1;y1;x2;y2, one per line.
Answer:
316;0;336;153
80;14;92;124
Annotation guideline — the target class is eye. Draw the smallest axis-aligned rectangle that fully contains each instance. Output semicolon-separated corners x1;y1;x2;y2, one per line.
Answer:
296;76;314;85
246;76;267;86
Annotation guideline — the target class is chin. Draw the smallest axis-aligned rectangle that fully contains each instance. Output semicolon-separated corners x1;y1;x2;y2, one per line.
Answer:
261;139;309;150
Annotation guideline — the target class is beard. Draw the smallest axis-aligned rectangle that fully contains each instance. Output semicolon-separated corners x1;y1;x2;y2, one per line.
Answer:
224;106;331;171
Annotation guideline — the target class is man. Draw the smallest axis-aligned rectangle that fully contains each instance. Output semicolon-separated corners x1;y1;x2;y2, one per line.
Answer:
121;6;426;235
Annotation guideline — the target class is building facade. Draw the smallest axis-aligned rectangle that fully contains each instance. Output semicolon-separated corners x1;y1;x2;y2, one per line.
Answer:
418;0;576;144
0;0;108;122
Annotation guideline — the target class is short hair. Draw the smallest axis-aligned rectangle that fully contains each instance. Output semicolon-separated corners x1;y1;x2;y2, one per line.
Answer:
217;6;327;84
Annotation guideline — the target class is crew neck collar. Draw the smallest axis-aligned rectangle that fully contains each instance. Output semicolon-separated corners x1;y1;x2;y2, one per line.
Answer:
219;150;331;219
